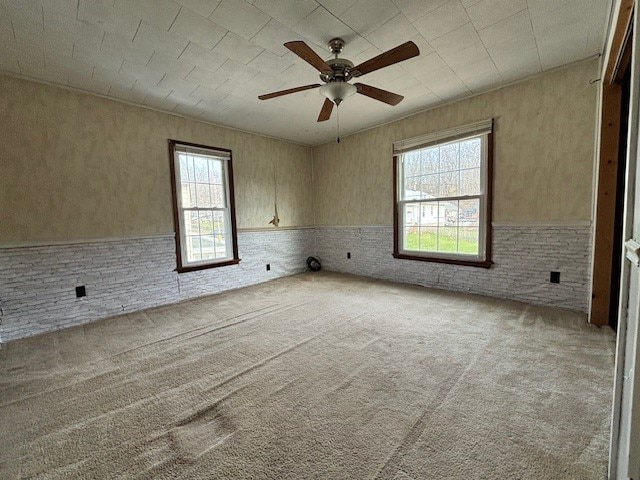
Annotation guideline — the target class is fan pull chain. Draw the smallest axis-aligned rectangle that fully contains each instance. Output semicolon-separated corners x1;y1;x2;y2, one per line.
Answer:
336;105;340;144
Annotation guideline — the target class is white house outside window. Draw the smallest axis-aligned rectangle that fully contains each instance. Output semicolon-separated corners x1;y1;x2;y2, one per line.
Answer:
169;140;240;272
393;120;493;268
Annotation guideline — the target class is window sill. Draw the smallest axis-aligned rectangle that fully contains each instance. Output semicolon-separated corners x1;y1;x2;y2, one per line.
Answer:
176;258;241;273
393;252;493;269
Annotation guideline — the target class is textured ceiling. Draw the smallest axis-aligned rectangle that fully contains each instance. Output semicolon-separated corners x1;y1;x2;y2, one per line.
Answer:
0;0;610;145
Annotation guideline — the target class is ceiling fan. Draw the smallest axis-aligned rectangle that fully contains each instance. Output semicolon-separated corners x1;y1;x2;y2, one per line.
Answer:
258;38;420;122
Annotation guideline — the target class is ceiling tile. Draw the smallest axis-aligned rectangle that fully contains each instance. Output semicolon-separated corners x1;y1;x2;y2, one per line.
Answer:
413;0;470;42
292;7;356;48
466;0;527;30
429;22;480;57
147;51;196;79
477;9;532;47
179;42;227;72
174;0;220;17
252;0;318;28
407;52;446;76
315;0;358;17
113;0;181;31
170;7;227;49
120;60;166;86
144;94;178;111
77;0;140;39
213;32;264;65
248;50;295;75
133;21;190;59
443;42;489;69
251;19;302;56
158;74;198;94
216;58;260;83
365;13;420;51
184;66;227;87
73;46;124;71
209;0;271;40
102;32;155;65
392;0;449;22
341;0;399;37
191;85;228;102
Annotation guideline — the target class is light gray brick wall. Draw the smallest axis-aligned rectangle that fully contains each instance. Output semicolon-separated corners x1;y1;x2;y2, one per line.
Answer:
314;224;592;312
0;224;592;342
0;229;314;342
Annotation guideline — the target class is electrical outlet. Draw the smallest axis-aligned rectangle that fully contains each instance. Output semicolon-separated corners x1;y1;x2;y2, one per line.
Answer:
550;272;560;284
266;264;271;271
76;286;86;298
347;252;351;259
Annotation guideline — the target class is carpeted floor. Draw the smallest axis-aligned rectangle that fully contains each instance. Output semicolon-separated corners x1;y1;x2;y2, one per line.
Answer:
0;272;615;479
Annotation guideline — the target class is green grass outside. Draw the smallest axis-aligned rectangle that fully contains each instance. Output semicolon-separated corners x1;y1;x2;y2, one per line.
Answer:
405;228;478;254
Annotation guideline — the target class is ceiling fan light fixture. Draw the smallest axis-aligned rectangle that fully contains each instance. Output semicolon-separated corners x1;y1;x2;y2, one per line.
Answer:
319;82;357;106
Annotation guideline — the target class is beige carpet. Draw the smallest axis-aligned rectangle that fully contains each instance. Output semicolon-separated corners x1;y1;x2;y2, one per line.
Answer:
0;272;615;479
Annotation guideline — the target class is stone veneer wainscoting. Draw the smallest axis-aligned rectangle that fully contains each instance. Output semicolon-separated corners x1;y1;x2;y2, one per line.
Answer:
0;224;592;342
0;229;314;342
314;224;592;313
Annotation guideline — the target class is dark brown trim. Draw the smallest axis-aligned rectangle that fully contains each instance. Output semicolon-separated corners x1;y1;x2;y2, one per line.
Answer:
393;252;493;269
392;128;494;268
485;131;494;264
605;0;634;85
168;139;240;273
177;259;241;273
393;154;399;256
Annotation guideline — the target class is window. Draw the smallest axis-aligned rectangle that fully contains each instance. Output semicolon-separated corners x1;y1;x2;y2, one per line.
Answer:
393;120;493;268
169;140;240;272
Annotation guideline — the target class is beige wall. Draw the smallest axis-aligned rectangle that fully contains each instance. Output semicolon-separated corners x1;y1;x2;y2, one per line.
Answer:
312;59;599;226
0;76;313;244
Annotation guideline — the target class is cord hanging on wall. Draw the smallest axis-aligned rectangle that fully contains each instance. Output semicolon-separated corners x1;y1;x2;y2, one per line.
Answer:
268;163;280;227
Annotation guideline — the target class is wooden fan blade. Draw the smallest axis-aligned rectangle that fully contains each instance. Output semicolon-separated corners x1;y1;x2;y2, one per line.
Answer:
317;98;334;122
352;41;419;77
354;83;404;106
284;41;332;73
258;84;321;100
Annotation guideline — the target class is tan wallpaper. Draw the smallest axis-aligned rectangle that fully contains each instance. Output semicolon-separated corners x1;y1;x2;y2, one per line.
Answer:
312;59;599;225
0;76;313;244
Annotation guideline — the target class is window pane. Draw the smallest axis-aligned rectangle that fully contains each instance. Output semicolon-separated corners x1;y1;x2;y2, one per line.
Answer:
211;185;226;207
209;160;223;184
404;176;422;199
420;174;438;198
404;203;420;228
213;211;226;235
460;138;481;169
460;168;480;196
186;236;202;262
186;155;195;181
195;183;212;207
459;227;479;255
184;211;200;236
439;142;459;172
438;171;458;197
418;201;438;227
215;234;229;258
420;147;439;174
198;211;214;235
179;154;190;181
459;198;480;226
200;235;216;260
194;156;209;183
404;227;419;251
438;201;458;253
404;152;421;177
419;226;437;251
181;183;196;208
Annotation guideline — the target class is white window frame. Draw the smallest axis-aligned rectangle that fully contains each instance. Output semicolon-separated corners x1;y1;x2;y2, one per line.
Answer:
393;120;493;267
169;140;239;272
